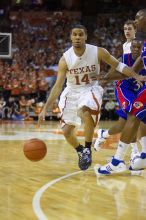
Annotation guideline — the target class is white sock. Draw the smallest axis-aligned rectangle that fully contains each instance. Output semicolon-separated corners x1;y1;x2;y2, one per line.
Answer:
130;142;139;154
139;137;146;153
114;141;129;160
102;130;110;138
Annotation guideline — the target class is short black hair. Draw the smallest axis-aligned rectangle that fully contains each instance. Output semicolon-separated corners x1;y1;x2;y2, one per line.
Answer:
131;38;143;45
70;24;87;35
138;9;146;15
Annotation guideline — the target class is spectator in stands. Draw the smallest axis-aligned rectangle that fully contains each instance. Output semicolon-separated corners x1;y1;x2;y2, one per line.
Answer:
3;97;15;119
37;69;49;102
19;95;34;120
0;8;137;121
105;98;116;120
0;96;6;119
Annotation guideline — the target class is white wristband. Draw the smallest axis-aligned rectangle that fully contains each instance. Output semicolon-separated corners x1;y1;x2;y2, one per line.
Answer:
116;62;127;73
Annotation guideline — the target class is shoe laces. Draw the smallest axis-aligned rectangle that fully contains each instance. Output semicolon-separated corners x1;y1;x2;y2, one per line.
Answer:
83;148;91;155
82;148;92;163
78;151;83;161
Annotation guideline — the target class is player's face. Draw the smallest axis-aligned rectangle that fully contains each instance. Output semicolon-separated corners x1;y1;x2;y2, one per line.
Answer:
123;24;136;40
135;11;146;31
70;28;87;48
131;40;143;59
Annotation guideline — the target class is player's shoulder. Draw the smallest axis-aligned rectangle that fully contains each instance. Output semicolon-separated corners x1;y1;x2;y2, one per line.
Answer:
123;41;127;46
86;43;97;48
123;41;131;53
86;43;98;51
63;46;73;55
58;56;68;72
86;44;98;58
98;47;108;53
123;41;131;46
59;55;67;66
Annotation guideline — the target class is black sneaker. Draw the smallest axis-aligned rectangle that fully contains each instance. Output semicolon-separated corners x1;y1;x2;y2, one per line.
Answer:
78;148;92;170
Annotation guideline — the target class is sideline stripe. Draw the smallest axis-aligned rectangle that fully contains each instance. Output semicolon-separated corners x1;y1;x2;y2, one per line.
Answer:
32;170;83;220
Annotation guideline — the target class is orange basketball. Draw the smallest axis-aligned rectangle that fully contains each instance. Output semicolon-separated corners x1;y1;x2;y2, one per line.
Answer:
23;138;47;161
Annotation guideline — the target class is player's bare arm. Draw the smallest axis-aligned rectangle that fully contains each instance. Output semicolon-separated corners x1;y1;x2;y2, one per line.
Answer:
98;47;146;83
98;57;127;84
105;56;128;80
132;56;144;72
105;69;128;81
38;56;67;124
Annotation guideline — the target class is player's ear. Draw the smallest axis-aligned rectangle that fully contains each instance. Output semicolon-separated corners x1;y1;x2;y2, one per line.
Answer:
70;32;73;41
70;35;73;42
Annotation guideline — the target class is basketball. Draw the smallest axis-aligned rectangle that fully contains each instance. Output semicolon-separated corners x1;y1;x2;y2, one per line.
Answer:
23;138;47;161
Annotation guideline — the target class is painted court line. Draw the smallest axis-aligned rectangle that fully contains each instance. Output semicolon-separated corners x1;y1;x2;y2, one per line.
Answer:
32;170;83;220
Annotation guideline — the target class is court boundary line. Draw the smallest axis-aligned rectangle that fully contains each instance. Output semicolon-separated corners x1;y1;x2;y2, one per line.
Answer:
32;170;84;220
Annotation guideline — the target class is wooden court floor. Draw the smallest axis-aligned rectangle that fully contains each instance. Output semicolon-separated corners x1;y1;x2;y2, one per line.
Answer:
0;120;146;220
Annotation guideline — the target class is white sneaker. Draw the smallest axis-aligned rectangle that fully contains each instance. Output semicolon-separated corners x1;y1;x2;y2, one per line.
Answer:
94;157;127;175
130;152;146;170
130;151;140;163
94;129;107;151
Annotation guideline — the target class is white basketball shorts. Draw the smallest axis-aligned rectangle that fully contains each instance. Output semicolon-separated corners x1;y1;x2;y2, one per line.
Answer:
58;84;104;127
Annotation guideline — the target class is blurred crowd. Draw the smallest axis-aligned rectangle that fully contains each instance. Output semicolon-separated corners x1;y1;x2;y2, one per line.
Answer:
0;9;134;121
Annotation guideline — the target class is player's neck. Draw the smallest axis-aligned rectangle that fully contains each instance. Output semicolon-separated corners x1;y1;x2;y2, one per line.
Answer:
136;31;146;41
126;39;131;43
73;45;86;57
126;38;134;43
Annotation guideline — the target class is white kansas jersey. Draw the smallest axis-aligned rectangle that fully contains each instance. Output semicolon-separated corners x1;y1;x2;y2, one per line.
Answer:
63;44;100;88
123;41;131;54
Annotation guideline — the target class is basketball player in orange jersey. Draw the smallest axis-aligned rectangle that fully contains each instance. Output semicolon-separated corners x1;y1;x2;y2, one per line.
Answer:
38;24;146;171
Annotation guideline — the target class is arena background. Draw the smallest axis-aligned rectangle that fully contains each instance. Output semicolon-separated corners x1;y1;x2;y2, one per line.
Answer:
0;0;145;121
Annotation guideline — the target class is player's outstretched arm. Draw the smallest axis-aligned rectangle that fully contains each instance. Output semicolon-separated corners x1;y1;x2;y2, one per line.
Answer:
104;56;128;80
98;47;146;84
105;56;144;81
132;56;144;72
104;68;128;81
38;56;67;126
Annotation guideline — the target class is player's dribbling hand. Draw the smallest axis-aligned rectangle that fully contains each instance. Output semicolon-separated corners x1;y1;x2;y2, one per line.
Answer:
98;74;108;88
38;109;46;127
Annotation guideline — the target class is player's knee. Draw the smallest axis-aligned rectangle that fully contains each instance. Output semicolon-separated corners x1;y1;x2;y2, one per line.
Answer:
62;125;75;138
115;126;123;133
127;114;140;128
83;110;91;119
78;106;90;118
